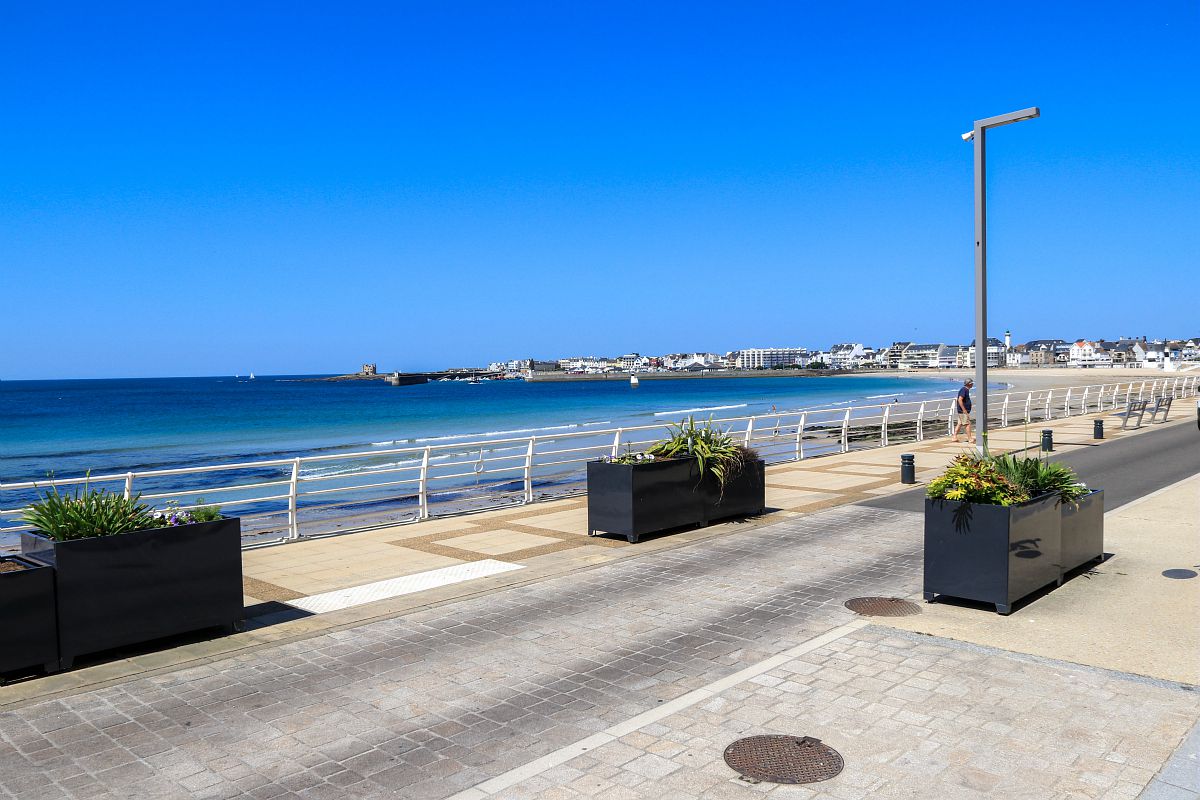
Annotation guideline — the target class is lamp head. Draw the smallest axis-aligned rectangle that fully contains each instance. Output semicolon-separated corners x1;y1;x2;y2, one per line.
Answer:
961;131;975;142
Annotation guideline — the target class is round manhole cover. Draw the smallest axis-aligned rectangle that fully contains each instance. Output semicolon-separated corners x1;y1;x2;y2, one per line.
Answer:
723;735;843;784
844;596;921;617
1162;569;1198;580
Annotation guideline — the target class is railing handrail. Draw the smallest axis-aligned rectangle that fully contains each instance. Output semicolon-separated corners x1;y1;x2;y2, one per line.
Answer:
1;375;1194;546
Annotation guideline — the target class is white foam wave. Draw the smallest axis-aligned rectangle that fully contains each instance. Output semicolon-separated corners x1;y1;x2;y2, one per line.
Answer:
653;404;748;417
866;393;902;399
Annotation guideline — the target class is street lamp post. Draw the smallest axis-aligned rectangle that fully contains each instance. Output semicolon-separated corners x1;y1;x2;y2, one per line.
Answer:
963;107;1040;449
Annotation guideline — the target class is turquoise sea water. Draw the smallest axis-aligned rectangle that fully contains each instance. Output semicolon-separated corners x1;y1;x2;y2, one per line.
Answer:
0;374;965;484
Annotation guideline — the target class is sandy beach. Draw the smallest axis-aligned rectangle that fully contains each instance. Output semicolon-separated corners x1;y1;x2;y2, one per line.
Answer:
852;367;1187;394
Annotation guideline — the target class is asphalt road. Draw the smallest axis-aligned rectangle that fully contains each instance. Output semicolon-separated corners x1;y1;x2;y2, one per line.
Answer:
861;416;1200;513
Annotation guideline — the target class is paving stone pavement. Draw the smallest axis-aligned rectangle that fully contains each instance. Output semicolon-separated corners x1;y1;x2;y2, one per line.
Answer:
497;626;1199;799
1;501;1196;799
0;505;925;799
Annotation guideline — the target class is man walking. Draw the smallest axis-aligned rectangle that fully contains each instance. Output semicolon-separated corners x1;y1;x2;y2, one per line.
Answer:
952;379;973;443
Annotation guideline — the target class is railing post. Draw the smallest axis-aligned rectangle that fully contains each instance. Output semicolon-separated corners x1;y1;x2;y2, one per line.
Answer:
1065;388;1072;417
1045;390;1053;421
611;430;622;457
1082;386;1089;414
841;409;850;453
1001;394;1009;427
288;458;300;540
1025;392;1032;424
744;417;755;447
1138;381;1145;401
796;412;807;459
917;402;926;442
947;402;953;438
418;447;431;520
523;437;535;504
880;405;890;448
123;472;134;501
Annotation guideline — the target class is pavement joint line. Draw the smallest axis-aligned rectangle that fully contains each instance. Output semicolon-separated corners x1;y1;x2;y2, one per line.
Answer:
876;625;1200;693
448;618;869;799
1111;470;1200;515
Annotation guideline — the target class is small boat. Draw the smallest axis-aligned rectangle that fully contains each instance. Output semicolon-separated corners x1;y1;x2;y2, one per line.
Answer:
467;376;482;384
630;375;640;387
249;373;256;380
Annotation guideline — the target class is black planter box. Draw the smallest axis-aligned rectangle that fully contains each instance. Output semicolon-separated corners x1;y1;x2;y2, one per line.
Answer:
587;458;766;543
700;460;766;524
22;517;244;668
0;556;60;676
587;458;701;543
923;494;1061;615
1061;489;1104;576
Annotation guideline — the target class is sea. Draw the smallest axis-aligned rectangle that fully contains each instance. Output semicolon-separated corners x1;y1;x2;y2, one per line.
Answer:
0;373;966;542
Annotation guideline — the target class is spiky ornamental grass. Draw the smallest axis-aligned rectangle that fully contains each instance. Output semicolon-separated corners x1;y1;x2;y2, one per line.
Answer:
647;416;758;496
927;453;1088;507
23;483;161;541
22;482;224;542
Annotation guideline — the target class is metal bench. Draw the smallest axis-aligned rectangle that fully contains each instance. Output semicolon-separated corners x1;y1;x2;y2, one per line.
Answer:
1148;395;1173;423
1120;399;1150;430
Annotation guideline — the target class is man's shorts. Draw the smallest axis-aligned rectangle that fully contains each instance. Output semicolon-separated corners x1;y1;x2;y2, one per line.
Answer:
956;412;971;425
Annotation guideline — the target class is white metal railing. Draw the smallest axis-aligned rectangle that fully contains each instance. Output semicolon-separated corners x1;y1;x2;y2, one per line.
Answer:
1;375;1195;548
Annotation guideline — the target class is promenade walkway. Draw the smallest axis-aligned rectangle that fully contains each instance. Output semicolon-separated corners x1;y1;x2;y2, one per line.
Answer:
236;407;1174;610
0;414;1196;798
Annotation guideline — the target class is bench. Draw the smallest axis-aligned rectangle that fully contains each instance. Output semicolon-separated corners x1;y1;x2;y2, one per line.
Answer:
1120;399;1150;430
1148;395;1173;423
1121;396;1174;429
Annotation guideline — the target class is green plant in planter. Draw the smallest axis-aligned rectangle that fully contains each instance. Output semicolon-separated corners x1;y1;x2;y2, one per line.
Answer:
647;416;758;494
987;454;1088;504
23;484;161;541
926;454;1029;506
23;482;224;542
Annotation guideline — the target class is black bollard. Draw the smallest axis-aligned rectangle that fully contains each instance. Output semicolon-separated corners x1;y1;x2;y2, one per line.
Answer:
1094;419;1104;439
1041;429;1054;452
900;453;916;484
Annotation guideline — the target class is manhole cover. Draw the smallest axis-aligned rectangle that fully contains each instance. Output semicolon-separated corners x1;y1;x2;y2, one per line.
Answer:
1162;569;1198;580
724;735;843;784
844;596;921;617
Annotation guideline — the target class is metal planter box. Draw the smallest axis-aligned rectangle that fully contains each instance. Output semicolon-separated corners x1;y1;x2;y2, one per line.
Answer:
586;458;766;543
699;460;766;524
1060;489;1104;576
587;458;702;543
21;517;244;668
0;556;60;676
923;494;1061;615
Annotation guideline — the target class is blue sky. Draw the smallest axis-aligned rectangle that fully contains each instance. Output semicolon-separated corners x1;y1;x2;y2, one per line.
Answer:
1;2;1196;379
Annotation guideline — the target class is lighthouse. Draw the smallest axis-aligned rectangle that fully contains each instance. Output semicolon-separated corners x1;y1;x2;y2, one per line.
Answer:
1004;330;1012;351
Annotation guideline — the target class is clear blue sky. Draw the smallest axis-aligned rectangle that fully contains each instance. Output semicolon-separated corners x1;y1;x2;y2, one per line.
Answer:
2;2;1195;379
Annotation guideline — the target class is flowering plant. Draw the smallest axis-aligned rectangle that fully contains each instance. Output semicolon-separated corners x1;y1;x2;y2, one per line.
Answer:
153;500;222;527
600;452;656;465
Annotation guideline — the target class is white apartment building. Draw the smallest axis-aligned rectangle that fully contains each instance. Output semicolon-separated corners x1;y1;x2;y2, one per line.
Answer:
828;343;866;369
560;356;615;373
961;338;1006;368
734;347;808;370
1069;340;1113;368
617;354;650;371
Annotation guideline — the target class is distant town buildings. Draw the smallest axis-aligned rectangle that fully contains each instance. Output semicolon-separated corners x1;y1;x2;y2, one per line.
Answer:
483;332;1199;378
731;347;809;370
